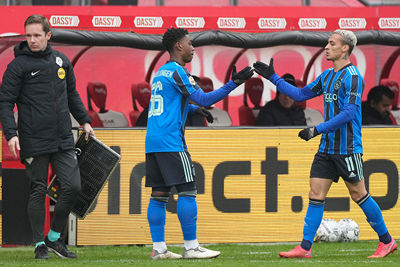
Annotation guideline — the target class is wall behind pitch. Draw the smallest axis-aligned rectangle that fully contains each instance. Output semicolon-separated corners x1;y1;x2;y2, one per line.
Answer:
0;130;2;243
76;128;399;245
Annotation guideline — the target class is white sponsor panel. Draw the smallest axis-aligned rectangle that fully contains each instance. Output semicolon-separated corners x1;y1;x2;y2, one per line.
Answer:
0;32;20;37
258;18;287;29
50;15;79;27
92;16;121;27
217;17;246;29
175;17;205;28
298;18;327;29
134;16;163;28
378;18;400;29
338;18;366;29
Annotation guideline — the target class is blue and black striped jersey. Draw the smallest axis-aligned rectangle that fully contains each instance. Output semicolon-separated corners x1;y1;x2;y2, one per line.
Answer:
306;63;364;154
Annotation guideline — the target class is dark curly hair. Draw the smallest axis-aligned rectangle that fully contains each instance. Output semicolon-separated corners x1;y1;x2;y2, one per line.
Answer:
367;85;394;105
162;27;188;52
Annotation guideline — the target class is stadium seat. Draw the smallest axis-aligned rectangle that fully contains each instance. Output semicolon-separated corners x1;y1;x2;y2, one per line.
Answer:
199;77;232;126
87;81;129;127
295;79;324;126
131;82;151;126
134;82;152;110
129;84;141;126
1;132;15;161
239;77;263;126
1;111;21;161
380;79;400;125
85;82;104;127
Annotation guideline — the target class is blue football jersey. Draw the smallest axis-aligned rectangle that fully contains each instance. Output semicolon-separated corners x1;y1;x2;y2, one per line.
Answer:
145;60;200;153
306;63;364;154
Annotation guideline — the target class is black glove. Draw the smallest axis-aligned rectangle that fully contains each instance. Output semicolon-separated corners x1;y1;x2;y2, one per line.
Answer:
196;107;214;123
231;65;254;86
253;58;275;79
298;127;319;141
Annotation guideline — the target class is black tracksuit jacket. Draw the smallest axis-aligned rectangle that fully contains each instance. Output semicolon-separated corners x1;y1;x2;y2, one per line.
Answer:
0;41;91;159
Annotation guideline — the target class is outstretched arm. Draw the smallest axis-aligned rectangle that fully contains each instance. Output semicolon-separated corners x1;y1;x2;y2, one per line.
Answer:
189;80;236;107
269;74;318;102
189;65;253;107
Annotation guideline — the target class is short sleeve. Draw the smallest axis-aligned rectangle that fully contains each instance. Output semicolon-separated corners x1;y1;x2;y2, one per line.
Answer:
171;66;200;97
344;74;364;106
306;72;324;96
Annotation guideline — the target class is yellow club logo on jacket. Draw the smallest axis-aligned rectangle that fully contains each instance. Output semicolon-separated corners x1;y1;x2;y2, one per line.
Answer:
58;68;65;79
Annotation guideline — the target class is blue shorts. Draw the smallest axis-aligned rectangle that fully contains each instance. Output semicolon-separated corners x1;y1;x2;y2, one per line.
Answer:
145;151;195;187
310;152;364;183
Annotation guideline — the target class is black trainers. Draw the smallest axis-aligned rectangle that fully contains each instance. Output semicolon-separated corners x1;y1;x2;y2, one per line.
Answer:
34;244;50;259
44;236;77;259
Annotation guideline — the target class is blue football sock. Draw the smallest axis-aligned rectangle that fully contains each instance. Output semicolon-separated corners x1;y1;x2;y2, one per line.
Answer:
47;229;61;242
300;239;313;251
379;232;392;244
358;194;389;240
35;241;45;248
177;196;197;241
147;199;166;243
301;199;325;250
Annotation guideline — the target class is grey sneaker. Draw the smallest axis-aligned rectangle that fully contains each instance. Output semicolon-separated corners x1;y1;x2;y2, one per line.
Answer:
151;250;182;260
183;246;220;259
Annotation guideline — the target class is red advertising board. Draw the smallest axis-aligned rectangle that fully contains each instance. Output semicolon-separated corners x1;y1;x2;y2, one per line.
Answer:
0;6;400;35
0;6;399;126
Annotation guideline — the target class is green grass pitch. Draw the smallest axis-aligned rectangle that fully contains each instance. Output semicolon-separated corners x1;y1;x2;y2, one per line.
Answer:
0;240;398;266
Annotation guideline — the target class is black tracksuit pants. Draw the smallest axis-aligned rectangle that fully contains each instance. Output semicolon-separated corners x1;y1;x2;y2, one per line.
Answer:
24;149;81;243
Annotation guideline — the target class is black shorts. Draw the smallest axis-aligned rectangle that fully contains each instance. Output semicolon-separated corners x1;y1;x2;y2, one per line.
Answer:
310;152;364;183
145;151;195;187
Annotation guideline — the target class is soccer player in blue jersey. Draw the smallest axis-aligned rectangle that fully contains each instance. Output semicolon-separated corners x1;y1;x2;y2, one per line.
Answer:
253;29;397;259
145;27;253;260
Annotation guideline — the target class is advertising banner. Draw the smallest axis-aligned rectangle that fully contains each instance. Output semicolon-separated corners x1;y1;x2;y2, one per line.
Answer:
76;128;400;245
0;6;399;35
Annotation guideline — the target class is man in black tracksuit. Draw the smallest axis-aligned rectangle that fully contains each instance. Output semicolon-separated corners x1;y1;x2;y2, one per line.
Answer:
256;73;306;126
361;85;395;125
0;15;94;260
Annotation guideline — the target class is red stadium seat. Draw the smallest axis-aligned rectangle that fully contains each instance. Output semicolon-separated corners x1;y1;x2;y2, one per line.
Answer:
239;78;263;126
380;79;399;110
1;111;22;161
129;83;141;126
87;81;128;127
199;77;232;126
1;132;16;161
134;81;152;109
86;82;104;127
199;77;214;93
380;79;400;125
130;82;152;126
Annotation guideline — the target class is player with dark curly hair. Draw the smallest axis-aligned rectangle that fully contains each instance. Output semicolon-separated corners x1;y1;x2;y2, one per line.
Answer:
145;27;253;260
